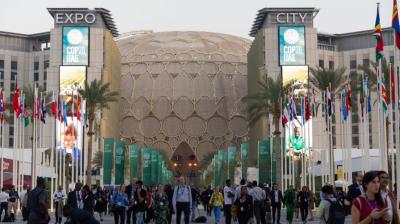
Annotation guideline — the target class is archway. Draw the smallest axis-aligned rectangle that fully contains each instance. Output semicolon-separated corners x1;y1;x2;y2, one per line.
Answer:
171;142;199;181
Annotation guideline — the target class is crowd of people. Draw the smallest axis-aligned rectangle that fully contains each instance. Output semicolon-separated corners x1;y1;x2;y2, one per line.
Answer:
0;169;397;224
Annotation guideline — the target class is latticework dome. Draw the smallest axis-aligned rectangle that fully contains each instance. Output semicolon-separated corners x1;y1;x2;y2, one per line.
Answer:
117;31;251;161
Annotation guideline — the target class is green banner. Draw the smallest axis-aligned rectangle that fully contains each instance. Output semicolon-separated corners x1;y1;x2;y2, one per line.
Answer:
129;144;140;182
115;140;125;185
228;146;237;181
151;149;159;185
103;138;114;185
142;148;152;186
271;138;277;184
258;140;270;185
213;155;218;187
218;150;225;187
157;153;163;184
241;143;249;181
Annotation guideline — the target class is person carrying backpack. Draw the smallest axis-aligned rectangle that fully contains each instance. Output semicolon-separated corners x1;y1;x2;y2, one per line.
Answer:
317;185;345;224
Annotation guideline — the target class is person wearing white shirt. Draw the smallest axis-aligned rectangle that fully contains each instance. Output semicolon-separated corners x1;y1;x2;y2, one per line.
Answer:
54;186;67;224
223;179;235;224
0;188;9;221
250;181;266;224
378;171;397;223
235;179;247;200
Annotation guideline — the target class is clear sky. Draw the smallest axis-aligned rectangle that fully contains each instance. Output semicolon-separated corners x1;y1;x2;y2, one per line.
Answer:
0;0;396;39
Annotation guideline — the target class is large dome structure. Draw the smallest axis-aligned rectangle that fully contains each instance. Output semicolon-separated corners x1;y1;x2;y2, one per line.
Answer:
117;31;251;168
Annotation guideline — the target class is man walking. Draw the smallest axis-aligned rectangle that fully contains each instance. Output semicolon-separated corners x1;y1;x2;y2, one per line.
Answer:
0;187;9;221
223;179;235;224
125;178;137;224
348;172;363;202
133;180;147;224
7;185;18;221
67;182;83;209
27;177;49;224
250;181;266;224
53;186;66;224
270;183;283;224
172;176;192;224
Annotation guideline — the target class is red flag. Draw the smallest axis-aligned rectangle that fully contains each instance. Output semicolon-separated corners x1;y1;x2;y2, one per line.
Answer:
12;84;20;115
391;63;396;103
77;95;81;122
346;85;351;112
69;94;74;118
51;91;57;119
305;95;311;121
393;0;400;49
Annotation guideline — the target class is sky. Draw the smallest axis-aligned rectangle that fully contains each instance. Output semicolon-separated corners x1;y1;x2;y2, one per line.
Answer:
0;0;396;39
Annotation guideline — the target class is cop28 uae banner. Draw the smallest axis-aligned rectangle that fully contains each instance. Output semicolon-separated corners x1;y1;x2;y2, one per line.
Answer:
142;148;152;186
63;26;89;65
258;140;270;184
279;26;305;65
114;140;125;185
103;138;114;185
227;146;237;181
129;144;140;181
241;143;249;181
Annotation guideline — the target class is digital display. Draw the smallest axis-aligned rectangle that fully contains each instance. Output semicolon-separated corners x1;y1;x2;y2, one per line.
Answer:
59;66;86;96
282;65;308;95
279;26;305;65
63;26;89;65
56;117;84;155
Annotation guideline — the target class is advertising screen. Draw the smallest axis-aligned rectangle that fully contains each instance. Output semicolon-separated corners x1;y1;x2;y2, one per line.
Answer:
59;66;86;96
63;26;89;65
282;65;308;95
56;116;84;155
279;26;305;65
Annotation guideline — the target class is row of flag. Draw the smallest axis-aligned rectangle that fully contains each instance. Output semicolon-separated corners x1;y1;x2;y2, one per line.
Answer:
0;85;85;126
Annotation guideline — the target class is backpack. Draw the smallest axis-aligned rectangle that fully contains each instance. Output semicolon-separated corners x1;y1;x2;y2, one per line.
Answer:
324;199;346;224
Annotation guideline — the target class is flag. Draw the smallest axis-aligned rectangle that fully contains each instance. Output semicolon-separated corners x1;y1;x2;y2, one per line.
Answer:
40;95;46;123
62;100;67;125
0;90;5;123
77;94;81;122
346;84;351;113
311;88;317;116
393;0;400;49
20;94;24;121
69;93;74;118
12;84;20;117
374;4;384;61
360;77;365;121
391;63;396;103
381;71;389;111
342;89;348;121
51;91;57;119
301;96;305;125
326;84;332;117
367;79;372;113
289;95;297;121
305;95;311;121
58;95;62;121
282;97;289;127
24;109;29;127
34;89;39;120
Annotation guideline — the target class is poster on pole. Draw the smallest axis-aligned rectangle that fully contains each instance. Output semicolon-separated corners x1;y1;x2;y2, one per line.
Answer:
258;140;270;184
129;144;139;182
228;146;237;181
151;150;158;185
279;26;305;66
142;148;152;186
241;143;249;181
103;138;114;185
114;140;125;185
63;26;89;66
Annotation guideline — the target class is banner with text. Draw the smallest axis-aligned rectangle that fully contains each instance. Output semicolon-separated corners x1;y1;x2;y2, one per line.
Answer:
114;140;125;185
241;143;249;181
279;26;305;66
63;26;89;65
103;138;114;185
258;140;270;184
142;148;152;186
129;144;140;182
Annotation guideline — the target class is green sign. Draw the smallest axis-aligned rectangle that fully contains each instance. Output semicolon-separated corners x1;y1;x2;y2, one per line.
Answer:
241;143;249;181
151;150;158;185
62;26;89;65
279;26;305;65
102;138;114;185
114;140;125;185
258;140;270;184
129;144;139;182
227;146;237;181
142;148;152;186
271;139;277;184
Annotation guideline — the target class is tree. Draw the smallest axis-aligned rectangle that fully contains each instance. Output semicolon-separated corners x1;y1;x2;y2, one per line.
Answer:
243;76;285;185
309;67;347;95
78;80;118;185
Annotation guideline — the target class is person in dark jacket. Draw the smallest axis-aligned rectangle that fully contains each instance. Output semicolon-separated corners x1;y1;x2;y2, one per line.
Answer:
269;183;283;224
234;186;253;224
348;172;364;202
63;204;100;224
165;184;174;224
297;186;310;223
82;185;94;215
125;178;137;224
67;183;83;209
94;187;107;221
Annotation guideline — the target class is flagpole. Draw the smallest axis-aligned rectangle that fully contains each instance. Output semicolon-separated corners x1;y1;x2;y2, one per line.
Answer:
395;41;400;203
0;120;3;189
390;64;395;182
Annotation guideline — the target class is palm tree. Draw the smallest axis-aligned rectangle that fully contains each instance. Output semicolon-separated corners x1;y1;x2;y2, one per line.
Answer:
357;57;390;91
309;67;347;95
243;76;285;185
78;80;118;185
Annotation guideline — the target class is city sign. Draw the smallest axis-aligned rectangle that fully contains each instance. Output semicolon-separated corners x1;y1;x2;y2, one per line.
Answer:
279;26;305;65
63;26;89;65
55;12;96;24
276;13;309;24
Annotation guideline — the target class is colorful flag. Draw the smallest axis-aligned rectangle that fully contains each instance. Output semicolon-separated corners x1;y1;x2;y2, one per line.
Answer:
289;95;297;121
51;91;57;119
12;84;20;117
40;95;46;123
367;79;372;113
342;89;348;121
62;100;67;125
305;95;311;122
326;84;332;117
381;71;389;111
282;96;289;127
34;89;39;120
0;90;5;123
24;109;29;127
360;77;365;121
346;85;351;113
20;94;24;121
373;4;384;61
393;0;400;49
69;93;74;118
391;63;396;103
77;95;81;122
301;96;305;125
311;88;317;116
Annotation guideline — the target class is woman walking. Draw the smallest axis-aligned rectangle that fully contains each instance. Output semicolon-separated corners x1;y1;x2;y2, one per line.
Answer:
82;185;95;215
209;187;224;224
153;184;169;224
351;171;391;224
297;186;309;223
233;186;253;224
94;186;108;221
145;186;154;223
165;184;174;224
284;185;296;224
307;188;315;221
112;184;129;224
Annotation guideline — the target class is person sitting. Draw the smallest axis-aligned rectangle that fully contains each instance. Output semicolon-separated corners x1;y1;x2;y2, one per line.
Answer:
63;204;100;224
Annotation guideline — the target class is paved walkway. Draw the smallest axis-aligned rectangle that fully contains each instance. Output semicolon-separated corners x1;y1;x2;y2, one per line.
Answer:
9;208;352;223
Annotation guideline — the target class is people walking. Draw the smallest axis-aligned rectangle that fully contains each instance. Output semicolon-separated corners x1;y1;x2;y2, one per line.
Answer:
284;185;296;224
145;186;154;223
153;184;169;224
307;189;315;221
351;171;390;224
67;182;83;209
297;186;310;223
165;184;174;224
223;179;235;224
27;177;49;224
53;185;66;224
270;183;283;224
190;186;200;221
111;184;129;224
250;181;266;224
348;172;363;202
201;185;213;216
82;184;95;215
378;170;399;223
234;186;253;224
316;185;336;224
134;180;147;224
209;186;224;224
172;176;192;224
125;178;138;224
94;186;108;221
63;204;100;224
7;185;18;221
0;187;9;222
21;186;31;221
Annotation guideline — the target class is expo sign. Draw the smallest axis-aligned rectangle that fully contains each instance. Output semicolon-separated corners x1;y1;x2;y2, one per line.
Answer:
55;13;96;24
